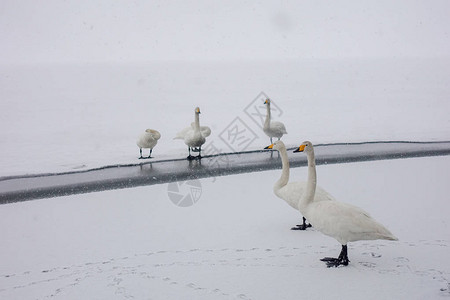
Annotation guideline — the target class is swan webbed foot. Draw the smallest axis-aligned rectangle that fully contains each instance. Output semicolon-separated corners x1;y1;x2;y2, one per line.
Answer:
321;245;349;267
290;217;312;230
320;257;349;268
290;223;312;230
187;155;195;160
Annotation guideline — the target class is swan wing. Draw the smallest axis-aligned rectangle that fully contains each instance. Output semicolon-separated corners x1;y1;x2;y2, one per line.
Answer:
307;201;397;243
275;182;307;209
200;126;211;137
174;126;193;140
270;121;287;134
314;186;336;202
137;131;159;148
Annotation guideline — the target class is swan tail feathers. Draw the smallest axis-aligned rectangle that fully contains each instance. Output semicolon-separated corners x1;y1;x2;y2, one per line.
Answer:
383;234;398;241
376;227;398;241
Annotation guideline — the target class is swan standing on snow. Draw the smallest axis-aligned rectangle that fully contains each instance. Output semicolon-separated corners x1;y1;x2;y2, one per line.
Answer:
265;141;335;230
293;141;398;267
174;107;211;160
263;99;287;144
136;129;161;159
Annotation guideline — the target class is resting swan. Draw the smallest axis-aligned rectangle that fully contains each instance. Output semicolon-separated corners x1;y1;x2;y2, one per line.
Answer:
265;140;335;230
263;99;287;143
137;129;161;159
174;107;211;160
294;141;398;267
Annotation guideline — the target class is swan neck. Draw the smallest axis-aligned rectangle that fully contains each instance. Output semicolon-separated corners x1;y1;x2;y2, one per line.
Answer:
275;147;290;189
302;150;317;207
194;113;200;130
265;103;271;126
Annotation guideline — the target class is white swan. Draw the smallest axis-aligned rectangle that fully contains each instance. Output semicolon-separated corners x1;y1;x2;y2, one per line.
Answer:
263;99;287;143
174;107;211;160
136;129;161;159
294;141;398;267
265;140;335;230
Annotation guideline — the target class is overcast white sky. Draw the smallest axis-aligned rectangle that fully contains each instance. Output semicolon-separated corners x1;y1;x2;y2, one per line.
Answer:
1;0;450;64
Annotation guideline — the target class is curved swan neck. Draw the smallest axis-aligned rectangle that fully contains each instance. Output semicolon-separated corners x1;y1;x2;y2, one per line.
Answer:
301;149;317;208
275;146;290;189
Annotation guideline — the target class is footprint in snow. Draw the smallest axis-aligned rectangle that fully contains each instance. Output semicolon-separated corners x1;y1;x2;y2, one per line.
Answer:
362;252;382;258
393;257;410;264
359;262;377;268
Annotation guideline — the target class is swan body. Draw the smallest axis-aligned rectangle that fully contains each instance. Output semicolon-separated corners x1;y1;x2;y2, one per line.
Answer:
275;182;335;210
174;122;211;140
294;141;398;267
174;107;211;159
136;129;161;159
263;99;287;143
265;140;334;230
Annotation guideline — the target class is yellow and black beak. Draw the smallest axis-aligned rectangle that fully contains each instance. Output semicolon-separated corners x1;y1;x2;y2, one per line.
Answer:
264;144;274;150
196;108;201;114
293;144;306;153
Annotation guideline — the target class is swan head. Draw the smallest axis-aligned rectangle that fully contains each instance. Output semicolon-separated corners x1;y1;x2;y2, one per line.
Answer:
264;140;286;151
264;98;271;105
293;141;313;154
195;107;201;114
145;129;161;139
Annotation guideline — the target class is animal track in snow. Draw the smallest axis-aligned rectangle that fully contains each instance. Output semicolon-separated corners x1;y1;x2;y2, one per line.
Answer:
362;252;382;258
393;257;410;264
2;242;449;299
359;262;377;268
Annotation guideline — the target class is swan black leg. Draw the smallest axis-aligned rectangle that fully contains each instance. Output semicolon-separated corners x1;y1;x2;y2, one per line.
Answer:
291;217;313;230
321;245;350;267
187;147;194;160
197;146;202;159
147;149;153;159
139;148;144;159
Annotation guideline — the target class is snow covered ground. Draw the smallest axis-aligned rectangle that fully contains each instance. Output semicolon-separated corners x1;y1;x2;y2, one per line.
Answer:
1;155;449;299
